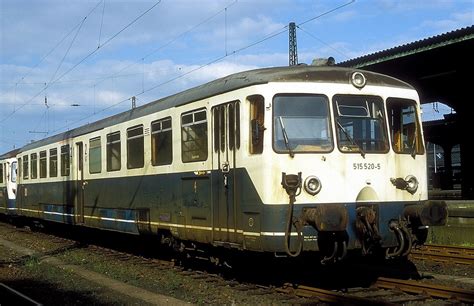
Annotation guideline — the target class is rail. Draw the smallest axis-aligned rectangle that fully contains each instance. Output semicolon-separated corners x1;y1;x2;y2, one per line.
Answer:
411;244;474;265
375;277;474;303
277;276;474;304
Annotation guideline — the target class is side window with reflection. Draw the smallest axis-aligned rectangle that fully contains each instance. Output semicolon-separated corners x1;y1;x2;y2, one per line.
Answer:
39;151;47;178
30;153;38;179
181;109;208;162
127;126;144;169
60;145;70;176
23;155;29;179
50;148;58;177
107;132;121;171
89;137;102;174
151;118;172;166
249;95;265;154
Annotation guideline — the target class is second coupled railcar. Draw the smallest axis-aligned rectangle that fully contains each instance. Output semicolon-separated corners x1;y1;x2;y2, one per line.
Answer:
3;65;447;263
0;149;18;215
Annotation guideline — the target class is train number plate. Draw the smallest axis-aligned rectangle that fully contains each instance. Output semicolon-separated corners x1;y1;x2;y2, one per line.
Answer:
353;162;381;170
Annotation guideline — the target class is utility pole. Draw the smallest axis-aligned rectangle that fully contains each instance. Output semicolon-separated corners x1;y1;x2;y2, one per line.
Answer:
289;22;298;66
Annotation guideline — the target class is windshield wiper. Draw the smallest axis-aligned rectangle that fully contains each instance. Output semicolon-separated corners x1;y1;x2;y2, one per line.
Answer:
337;121;365;158
278;116;294;158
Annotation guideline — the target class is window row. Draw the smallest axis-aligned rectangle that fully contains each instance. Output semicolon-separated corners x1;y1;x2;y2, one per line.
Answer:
16;104;246;179
20;145;70;180
91;109;209;174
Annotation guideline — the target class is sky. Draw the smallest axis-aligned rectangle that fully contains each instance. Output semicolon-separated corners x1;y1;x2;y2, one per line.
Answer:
1;0;473;153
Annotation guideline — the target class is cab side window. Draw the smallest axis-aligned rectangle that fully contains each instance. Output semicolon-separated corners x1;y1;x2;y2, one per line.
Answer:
248;95;265;154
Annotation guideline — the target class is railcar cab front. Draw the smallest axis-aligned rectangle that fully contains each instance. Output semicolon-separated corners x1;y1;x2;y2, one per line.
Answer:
252;70;446;262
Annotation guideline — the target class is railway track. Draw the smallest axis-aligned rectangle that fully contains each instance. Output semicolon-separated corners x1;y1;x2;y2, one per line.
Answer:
411;244;474;265
2;220;474;305
277;277;474;304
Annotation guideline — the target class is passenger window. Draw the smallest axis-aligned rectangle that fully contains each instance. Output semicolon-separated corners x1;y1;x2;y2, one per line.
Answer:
181;109;208;163
107;132;121;171
249;95;265;154
61;145;70;176
89;137;102;174
127;125;144;169
39;151;47;178
31;153;38;179
50;148;58;177
0;163;3;184
151;118;172;166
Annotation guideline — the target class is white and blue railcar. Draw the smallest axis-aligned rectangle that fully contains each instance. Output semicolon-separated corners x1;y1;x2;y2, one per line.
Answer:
3;66;447;262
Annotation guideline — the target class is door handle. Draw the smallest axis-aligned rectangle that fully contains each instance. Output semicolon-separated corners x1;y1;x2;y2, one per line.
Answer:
82;181;88;189
222;161;230;173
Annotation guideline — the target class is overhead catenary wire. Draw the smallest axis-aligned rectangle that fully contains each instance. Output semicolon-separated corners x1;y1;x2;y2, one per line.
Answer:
0;0;104;98
48;15;87;85
48;1;354;135
91;0;238;90
0;0;162;124
297;26;350;61
19;0;238;111
98;0;106;48
13;1;239;113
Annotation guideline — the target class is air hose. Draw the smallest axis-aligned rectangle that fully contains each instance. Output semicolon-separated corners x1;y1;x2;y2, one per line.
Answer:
281;172;304;257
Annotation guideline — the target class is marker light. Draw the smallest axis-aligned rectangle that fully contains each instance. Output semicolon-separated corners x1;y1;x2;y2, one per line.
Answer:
304;175;322;195
351;71;366;89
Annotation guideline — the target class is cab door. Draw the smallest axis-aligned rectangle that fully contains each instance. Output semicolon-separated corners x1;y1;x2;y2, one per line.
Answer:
212;101;241;245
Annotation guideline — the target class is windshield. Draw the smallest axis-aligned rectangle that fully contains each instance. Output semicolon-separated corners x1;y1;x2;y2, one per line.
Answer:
273;94;333;154
333;95;389;154
387;98;424;155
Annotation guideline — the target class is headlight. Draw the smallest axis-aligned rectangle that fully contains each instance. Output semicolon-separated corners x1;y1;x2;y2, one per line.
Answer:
405;175;419;194
351;71;366;89
304;176;322;195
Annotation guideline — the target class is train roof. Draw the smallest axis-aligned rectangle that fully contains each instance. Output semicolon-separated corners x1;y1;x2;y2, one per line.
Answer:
17;65;413;153
0;148;20;160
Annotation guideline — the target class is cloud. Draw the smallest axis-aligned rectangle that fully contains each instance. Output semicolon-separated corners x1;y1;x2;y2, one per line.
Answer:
420;11;474;33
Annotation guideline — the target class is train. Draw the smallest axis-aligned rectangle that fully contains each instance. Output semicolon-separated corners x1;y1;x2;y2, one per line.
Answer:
0;65;448;264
